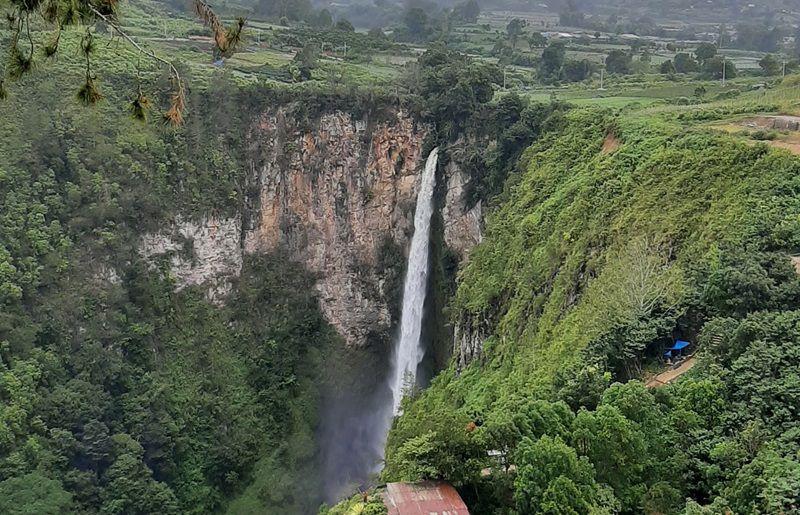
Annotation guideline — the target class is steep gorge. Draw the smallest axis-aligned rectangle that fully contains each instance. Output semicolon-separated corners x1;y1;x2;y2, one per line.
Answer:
0;68;499;511
135;104;483;501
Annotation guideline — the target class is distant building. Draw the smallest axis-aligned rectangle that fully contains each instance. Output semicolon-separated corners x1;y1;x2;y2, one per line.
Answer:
382;481;469;515
543;31;576;39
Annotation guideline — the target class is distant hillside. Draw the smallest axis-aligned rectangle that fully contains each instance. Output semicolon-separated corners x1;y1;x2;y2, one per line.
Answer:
564;0;799;23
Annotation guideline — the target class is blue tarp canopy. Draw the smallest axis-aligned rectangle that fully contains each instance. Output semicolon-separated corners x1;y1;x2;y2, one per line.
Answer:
671;340;690;351
664;340;690;358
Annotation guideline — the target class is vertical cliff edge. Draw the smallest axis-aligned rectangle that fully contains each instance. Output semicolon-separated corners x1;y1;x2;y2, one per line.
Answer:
137;106;482;350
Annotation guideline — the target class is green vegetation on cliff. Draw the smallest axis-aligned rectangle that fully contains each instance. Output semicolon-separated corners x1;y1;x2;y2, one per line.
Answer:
385;103;800;513
0;69;345;513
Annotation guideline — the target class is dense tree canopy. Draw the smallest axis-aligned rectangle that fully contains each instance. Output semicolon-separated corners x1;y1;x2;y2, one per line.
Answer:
673;52;699;73
411;46;498;136
539;42;566;83
694;42;717;63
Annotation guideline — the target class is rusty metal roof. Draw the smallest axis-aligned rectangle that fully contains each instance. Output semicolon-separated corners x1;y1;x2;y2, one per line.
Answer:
382;481;469;515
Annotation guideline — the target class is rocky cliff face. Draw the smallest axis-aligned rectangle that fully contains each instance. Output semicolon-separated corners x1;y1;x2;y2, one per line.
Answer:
442;160;482;258
243;109;423;347
139;107;481;348
453;314;489;372
139;216;243;302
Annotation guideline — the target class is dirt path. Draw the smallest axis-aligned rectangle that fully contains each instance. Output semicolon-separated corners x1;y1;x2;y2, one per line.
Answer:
770;139;800;155
601;133;621;153
645;357;697;388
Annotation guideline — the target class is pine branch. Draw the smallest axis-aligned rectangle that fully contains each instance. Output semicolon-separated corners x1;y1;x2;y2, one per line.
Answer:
85;3;186;124
193;0;226;48
192;0;246;57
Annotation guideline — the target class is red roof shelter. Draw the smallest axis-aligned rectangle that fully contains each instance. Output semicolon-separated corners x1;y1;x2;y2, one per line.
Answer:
382;481;469;515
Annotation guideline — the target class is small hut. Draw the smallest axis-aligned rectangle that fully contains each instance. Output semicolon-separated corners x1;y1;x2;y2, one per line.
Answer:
382;481;469;515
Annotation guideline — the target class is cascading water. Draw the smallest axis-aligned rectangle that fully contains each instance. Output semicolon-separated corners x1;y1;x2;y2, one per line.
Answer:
321;148;439;496
388;147;439;415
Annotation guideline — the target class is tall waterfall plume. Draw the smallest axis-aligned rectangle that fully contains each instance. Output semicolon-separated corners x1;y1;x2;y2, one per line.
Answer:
388;147;439;415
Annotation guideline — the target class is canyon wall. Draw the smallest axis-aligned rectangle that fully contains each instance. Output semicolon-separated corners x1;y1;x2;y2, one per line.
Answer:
138;106;481;348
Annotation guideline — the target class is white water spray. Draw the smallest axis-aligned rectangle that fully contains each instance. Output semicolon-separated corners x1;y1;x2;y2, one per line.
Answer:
388;147;439;415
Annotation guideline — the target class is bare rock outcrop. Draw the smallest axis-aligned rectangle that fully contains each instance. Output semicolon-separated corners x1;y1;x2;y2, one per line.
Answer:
243;109;426;346
139;216;243;302
442;160;482;258
453;314;489;372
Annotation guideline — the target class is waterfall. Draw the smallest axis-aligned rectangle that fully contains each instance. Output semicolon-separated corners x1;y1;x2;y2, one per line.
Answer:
388;147;439;415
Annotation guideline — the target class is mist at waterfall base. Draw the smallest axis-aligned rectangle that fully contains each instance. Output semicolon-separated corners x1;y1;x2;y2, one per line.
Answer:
318;148;439;502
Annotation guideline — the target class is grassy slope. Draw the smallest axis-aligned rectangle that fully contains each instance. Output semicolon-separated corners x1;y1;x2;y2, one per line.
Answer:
390;78;800;449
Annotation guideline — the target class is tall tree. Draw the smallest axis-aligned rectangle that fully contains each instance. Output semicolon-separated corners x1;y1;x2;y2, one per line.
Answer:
694;42;718;63
572;405;647;510
673;52;699;73
564;60;592;82
539;42;566;83
292;43;319;81
506;18;526;50
514;435;612;513
100;435;179;515
660;60;677;75
704;56;737;79
527;32;547;49
605;50;632;75
759;54;782;76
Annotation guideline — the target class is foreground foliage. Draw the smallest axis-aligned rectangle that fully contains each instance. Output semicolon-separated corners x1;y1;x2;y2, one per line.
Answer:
319;492;387;515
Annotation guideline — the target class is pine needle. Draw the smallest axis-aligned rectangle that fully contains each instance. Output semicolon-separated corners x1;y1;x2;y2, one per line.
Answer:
93;0;119;17
193;0;226;48
43;30;60;57
42;0;59;23
17;0;43;13
129;92;151;121
43;41;58;57
193;1;246;56
219;17;245;57
77;77;102;105
80;30;95;56
60;2;79;25
7;45;33;80
163;85;185;126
